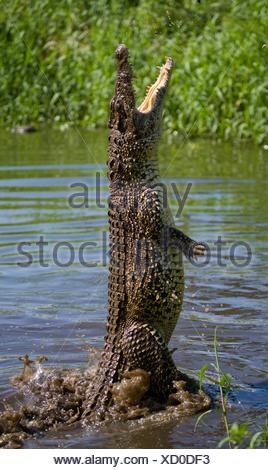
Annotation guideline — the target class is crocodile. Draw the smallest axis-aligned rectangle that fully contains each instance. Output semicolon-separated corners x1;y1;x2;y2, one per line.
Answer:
84;45;206;419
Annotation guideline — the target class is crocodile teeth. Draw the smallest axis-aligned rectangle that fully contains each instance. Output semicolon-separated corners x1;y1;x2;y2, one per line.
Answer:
138;57;173;113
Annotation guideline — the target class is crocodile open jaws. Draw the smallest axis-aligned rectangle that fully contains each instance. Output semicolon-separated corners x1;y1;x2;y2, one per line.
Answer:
84;44;209;420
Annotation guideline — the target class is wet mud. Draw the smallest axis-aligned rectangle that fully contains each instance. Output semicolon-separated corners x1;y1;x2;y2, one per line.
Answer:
0;355;211;448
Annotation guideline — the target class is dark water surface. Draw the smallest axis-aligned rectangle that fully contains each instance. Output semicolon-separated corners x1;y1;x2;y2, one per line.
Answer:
0;129;267;448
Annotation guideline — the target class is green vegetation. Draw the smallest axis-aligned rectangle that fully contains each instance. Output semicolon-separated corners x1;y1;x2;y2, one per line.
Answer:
213;327;232;446
219;419;268;449
0;0;267;142
197;328;268;448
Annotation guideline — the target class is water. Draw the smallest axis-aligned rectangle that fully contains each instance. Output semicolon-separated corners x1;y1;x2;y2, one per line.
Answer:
0;129;267;448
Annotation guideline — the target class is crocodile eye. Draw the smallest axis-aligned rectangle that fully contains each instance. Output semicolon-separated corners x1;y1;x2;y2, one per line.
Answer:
115;101;121;112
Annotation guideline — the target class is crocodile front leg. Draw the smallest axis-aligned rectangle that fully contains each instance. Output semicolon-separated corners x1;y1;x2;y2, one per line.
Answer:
169;226;207;261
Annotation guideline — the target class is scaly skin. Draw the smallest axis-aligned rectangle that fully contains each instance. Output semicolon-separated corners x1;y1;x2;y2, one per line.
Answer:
84;45;205;419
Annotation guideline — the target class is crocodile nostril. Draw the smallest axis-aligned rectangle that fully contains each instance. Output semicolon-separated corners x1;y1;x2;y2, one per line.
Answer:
116;44;128;61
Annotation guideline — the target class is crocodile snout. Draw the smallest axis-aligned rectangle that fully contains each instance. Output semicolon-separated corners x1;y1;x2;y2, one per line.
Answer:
116;44;129;62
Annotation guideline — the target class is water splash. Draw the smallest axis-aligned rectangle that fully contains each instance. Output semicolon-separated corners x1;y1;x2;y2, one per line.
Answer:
0;355;210;448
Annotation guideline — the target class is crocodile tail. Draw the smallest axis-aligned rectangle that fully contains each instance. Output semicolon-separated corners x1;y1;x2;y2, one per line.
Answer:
82;348;126;420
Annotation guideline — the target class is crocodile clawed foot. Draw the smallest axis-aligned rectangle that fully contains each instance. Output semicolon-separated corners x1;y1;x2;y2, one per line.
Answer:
193;243;206;256
189;242;207;261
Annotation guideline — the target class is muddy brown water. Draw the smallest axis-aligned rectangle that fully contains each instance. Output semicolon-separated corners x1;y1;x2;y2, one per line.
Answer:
0;129;267;448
